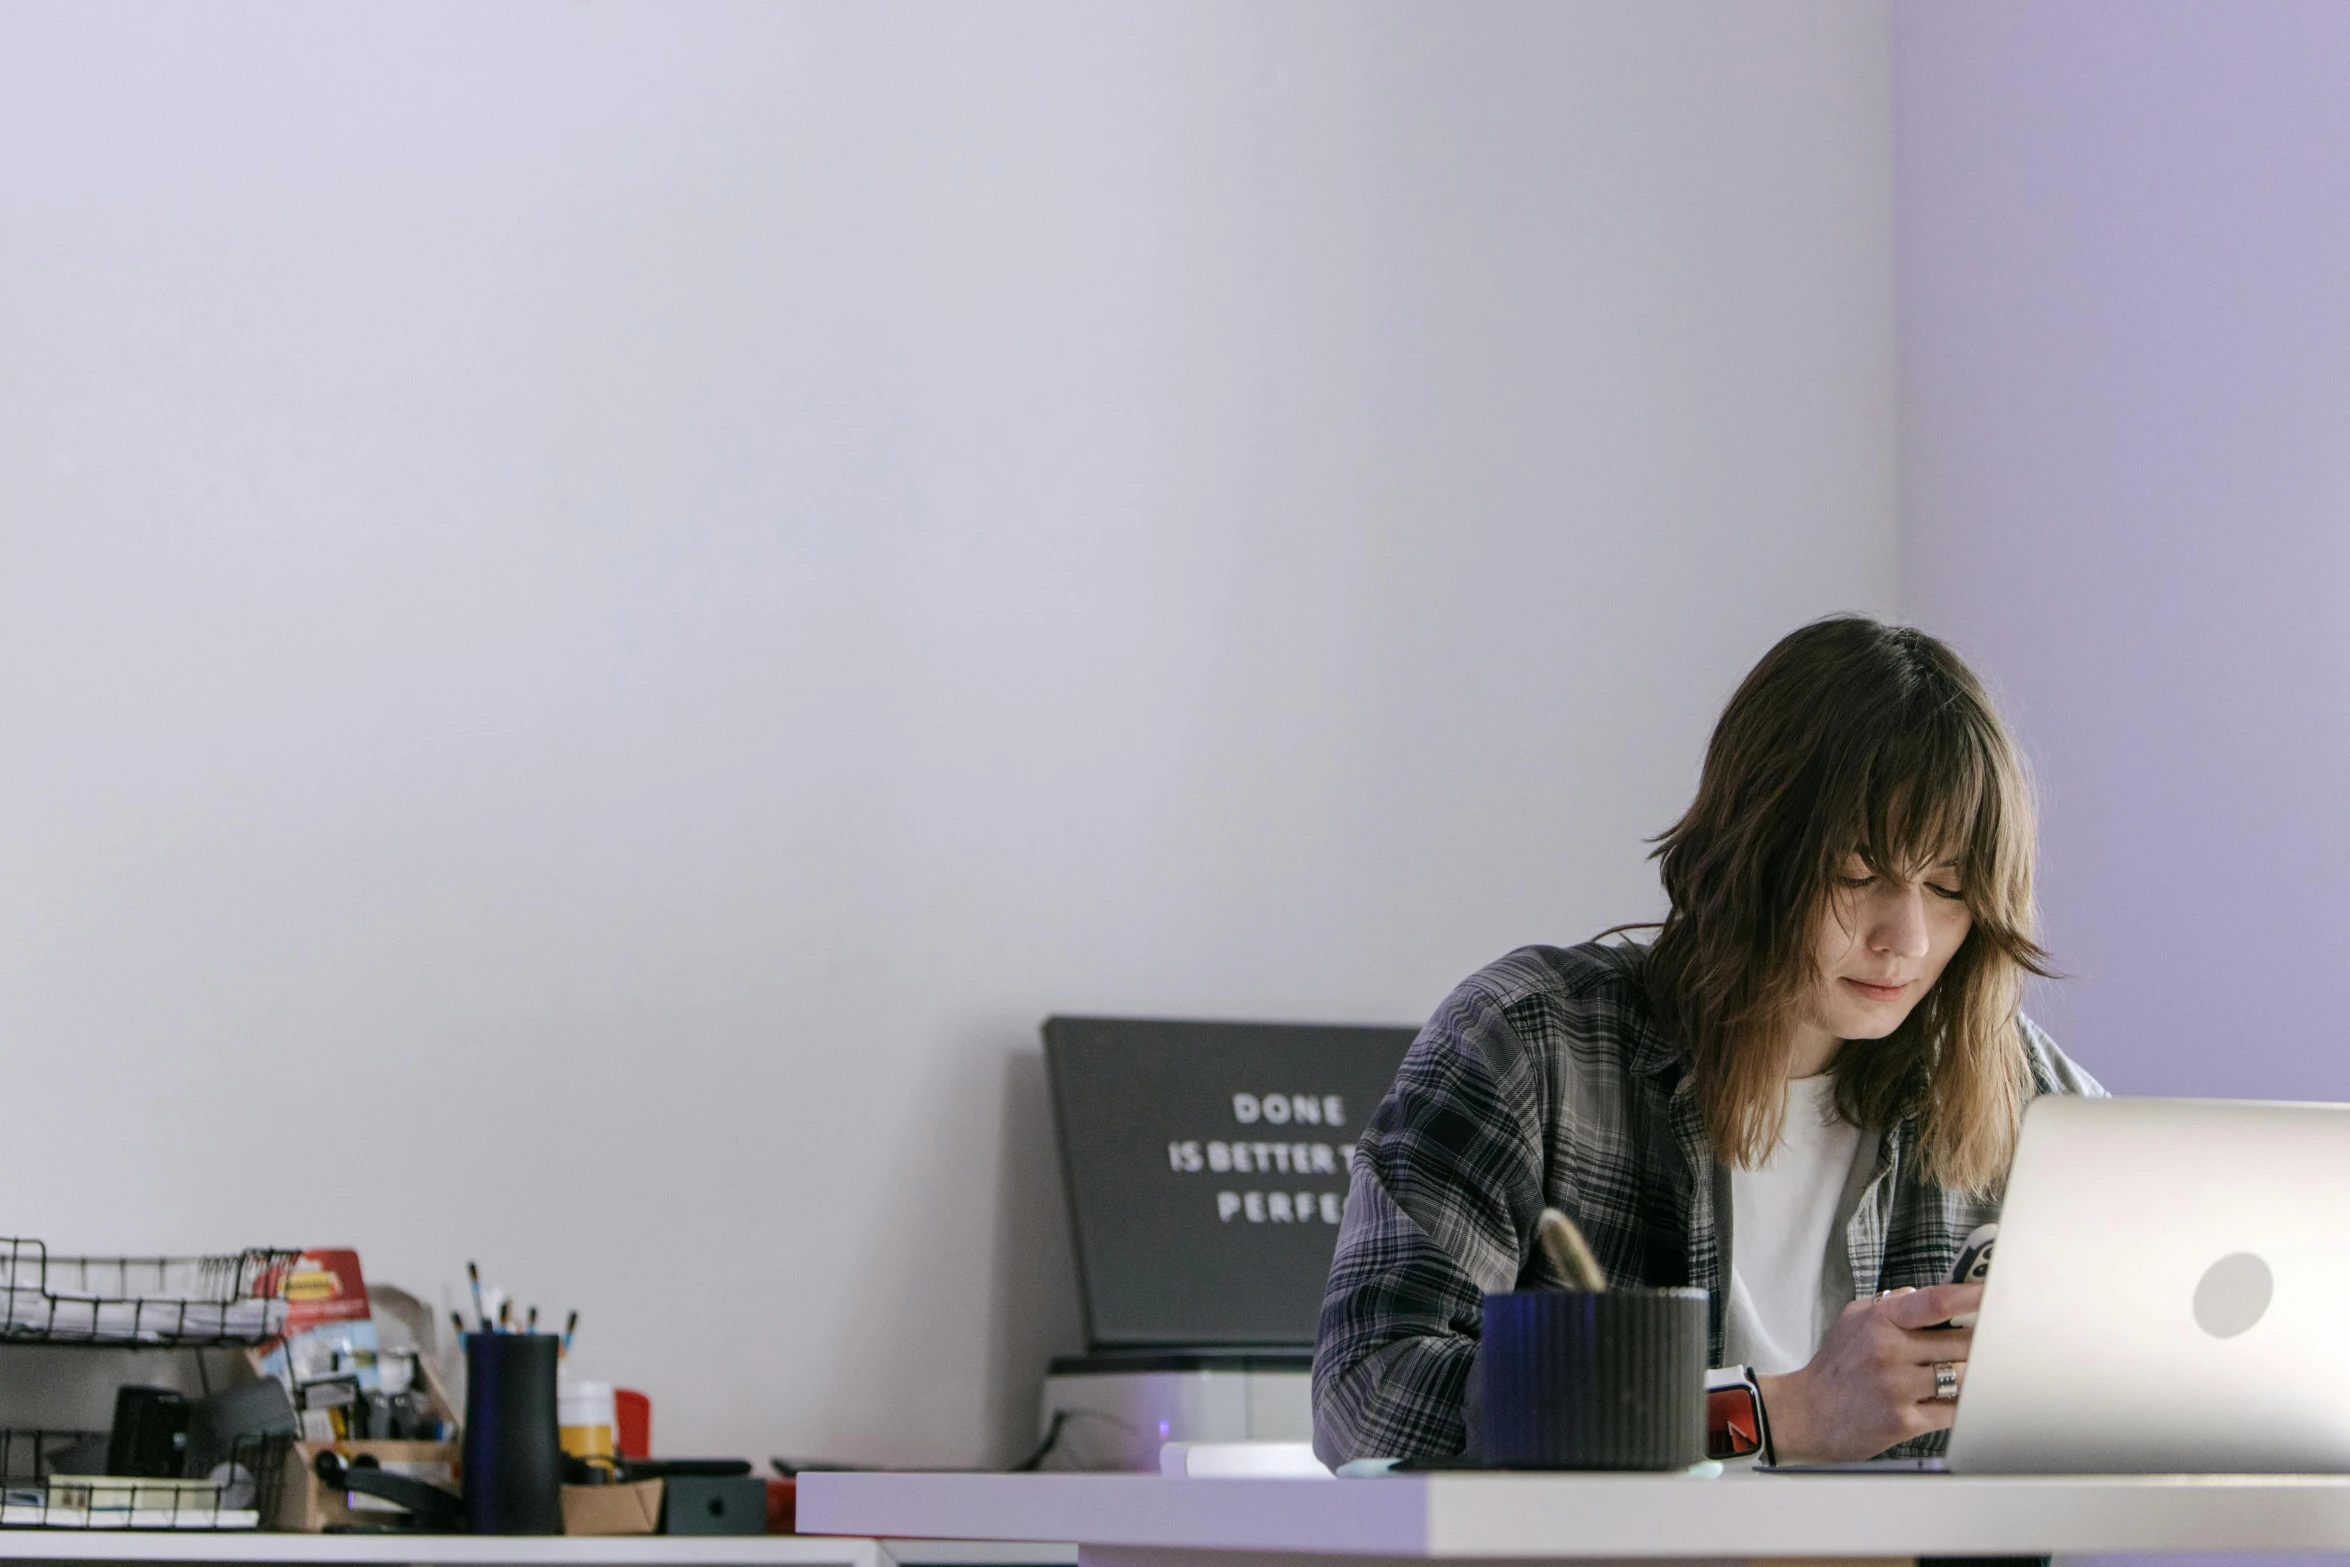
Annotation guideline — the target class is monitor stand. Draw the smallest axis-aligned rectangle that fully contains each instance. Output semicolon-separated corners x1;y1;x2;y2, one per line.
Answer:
1037;1350;1313;1471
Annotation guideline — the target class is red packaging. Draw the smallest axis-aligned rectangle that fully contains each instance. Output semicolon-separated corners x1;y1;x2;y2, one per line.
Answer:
765;1477;795;1535
614;1388;651;1459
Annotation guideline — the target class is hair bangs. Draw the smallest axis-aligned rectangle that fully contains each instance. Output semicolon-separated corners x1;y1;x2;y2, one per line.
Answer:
1851;711;1989;874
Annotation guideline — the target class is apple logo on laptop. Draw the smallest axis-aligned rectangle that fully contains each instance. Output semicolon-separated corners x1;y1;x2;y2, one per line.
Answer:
2192;1252;2273;1338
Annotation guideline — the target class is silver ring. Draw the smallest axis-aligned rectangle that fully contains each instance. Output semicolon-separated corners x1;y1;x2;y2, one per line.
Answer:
1933;1361;1959;1401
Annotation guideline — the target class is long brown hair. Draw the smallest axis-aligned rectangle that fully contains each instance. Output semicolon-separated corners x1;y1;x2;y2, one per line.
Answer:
1643;616;2050;1194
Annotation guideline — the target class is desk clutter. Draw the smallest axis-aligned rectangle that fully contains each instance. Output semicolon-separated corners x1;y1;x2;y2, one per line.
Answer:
0;1236;786;1537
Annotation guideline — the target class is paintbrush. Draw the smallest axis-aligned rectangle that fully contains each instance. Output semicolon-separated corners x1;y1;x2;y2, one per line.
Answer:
1537;1206;1607;1292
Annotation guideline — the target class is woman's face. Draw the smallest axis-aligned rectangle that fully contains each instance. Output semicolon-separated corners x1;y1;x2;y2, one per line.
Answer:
1800;851;1975;1045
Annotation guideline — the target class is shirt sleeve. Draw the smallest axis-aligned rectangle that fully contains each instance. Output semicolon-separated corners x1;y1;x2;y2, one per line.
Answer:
2019;1012;2105;1098
1310;981;1550;1466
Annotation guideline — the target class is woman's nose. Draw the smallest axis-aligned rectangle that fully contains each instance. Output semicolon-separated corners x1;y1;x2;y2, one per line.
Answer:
1869;885;1932;958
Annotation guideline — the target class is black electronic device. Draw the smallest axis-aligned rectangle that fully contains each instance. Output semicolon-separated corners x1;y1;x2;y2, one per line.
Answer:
1949;1222;1998;1286
105;1386;189;1478
661;1473;767;1535
1042;1015;1416;1350
1939;1221;1998;1329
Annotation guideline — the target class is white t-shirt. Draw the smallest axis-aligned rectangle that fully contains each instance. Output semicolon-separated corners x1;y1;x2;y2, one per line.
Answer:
1721;1072;1864;1376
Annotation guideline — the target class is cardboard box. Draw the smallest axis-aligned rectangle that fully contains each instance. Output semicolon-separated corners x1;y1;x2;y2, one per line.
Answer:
562;1478;664;1536
272;1441;459;1533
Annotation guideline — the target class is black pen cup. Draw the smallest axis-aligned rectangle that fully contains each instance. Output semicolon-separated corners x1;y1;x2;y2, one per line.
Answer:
463;1332;562;1534
1481;1286;1708;1469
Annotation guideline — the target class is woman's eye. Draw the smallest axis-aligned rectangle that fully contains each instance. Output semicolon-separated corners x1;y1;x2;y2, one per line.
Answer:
1837;875;1875;890
1927;882;1965;902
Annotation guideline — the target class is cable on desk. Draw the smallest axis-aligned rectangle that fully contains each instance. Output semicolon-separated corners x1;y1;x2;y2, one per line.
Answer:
1011;1412;1069;1473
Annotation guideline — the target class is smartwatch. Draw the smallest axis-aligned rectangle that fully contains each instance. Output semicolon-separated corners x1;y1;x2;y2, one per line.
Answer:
1704;1365;1773;1462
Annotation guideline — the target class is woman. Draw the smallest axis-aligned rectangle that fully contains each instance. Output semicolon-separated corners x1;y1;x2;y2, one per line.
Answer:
1312;616;2101;1466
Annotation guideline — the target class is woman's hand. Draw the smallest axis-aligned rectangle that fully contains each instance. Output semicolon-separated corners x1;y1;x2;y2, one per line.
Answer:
1754;1283;1982;1462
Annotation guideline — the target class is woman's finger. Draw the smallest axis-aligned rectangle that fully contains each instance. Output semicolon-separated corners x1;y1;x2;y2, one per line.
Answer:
1901;1391;1963;1438
1896;1322;1974;1363
1898;1355;1966;1405
1880;1281;1981;1329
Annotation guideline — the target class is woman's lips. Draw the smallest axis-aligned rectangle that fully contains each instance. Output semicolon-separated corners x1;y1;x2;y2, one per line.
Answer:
1841;976;1912;1002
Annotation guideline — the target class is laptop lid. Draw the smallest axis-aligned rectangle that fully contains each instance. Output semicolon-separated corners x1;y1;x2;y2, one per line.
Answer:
1947;1095;2350;1473
1042;1015;1416;1350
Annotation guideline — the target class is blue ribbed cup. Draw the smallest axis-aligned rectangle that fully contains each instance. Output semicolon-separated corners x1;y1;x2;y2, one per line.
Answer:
1480;1287;1707;1469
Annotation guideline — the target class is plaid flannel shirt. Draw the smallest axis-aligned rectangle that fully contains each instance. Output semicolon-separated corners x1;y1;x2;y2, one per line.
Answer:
1311;940;2103;1466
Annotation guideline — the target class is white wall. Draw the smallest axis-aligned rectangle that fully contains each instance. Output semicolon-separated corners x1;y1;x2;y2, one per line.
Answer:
0;1;1898;1465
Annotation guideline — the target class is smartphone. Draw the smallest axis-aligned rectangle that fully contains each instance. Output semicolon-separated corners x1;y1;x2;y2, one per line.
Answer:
1939;1221;1996;1328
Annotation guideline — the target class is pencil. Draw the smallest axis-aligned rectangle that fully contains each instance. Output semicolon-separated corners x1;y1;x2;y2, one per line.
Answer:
467;1262;487;1331
1537;1207;1607;1292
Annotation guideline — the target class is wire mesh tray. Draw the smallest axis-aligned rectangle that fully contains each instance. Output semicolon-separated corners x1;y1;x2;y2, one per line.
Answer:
0;1428;288;1530
0;1239;296;1347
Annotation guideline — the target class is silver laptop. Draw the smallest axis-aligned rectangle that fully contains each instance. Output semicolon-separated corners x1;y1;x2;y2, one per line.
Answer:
1945;1095;2350;1473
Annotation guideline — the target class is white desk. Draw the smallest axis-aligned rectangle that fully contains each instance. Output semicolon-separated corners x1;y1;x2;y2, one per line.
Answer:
0;1533;1073;1567
797;1469;2350;1564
